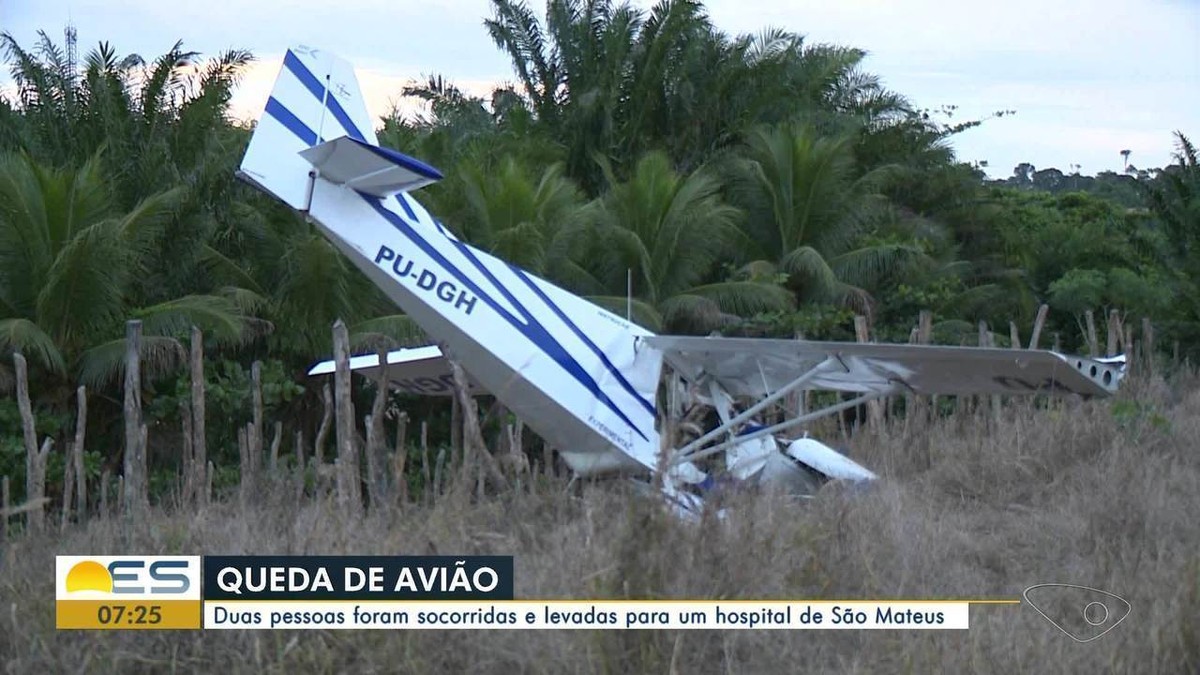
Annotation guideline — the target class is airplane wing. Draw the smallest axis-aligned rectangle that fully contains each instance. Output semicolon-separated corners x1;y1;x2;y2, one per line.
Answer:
644;336;1125;398
306;345;480;397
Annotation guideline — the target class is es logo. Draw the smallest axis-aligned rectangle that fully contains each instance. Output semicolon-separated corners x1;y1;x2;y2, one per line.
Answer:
66;559;191;595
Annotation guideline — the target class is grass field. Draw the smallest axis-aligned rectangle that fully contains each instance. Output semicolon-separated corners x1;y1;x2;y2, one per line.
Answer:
1;374;1197;674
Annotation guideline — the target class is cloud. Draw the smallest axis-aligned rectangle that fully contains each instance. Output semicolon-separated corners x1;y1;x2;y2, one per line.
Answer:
226;54;504;129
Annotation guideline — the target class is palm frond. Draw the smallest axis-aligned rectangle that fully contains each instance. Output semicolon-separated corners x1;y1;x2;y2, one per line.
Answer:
34;217;128;346
198;244;265;293
77;334;186;389
828;242;926;287
683;280;795;316
215;285;269;315
0;317;66;374
657;293;726;334
349;314;431;351
779;245;840;299
133;294;262;345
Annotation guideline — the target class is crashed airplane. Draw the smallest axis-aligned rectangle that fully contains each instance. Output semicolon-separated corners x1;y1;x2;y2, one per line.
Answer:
240;46;1127;514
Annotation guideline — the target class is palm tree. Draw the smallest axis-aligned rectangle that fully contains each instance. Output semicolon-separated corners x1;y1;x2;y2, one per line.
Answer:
1;31;252;208
729;122;926;316
0;151;254;405
458;157;593;279
2;31;260;321
1;32;421;365
1142;132;1199;257
483;0;913;189
486;0;644;190
197;194;427;361
582;151;792;332
1141;131;1200;352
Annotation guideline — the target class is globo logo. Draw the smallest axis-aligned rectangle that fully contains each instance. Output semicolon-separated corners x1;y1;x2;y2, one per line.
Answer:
1023;584;1131;642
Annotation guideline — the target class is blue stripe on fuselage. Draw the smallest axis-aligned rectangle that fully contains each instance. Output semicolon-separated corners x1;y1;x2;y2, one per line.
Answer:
394;193;419;221
507;265;655;415
362;196;650;442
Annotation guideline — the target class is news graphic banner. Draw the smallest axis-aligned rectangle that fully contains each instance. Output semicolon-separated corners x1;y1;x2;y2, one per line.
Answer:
57;555;990;630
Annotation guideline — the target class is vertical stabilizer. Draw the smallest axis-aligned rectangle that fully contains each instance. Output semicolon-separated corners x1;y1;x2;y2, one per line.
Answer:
237;46;377;209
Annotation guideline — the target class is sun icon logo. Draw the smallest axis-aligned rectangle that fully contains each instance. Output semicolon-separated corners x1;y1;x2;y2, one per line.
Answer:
65;560;113;593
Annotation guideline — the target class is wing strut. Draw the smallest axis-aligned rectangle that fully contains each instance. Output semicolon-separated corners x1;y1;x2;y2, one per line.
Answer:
670;388;894;467
670;356;839;461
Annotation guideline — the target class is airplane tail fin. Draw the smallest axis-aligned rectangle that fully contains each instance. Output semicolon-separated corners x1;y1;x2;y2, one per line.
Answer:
237;46;379;210
240;45;665;479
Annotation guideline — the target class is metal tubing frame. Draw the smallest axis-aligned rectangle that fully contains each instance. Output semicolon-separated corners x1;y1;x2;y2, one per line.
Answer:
669;356;839;462
670;388;891;468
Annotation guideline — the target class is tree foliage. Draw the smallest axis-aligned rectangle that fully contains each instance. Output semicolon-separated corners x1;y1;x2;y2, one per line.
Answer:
0;9;1195;486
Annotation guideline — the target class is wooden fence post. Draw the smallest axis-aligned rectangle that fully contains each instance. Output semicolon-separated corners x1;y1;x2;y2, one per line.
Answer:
332;320;362;516
295;430;305;471
914;311;933;429
366;348;390;508
1106;309;1120;357
250;361;264;489
315;384;333;466
99;470;110;517
394;412;409;504
450;397;463;462
1028;304;1049;350
1;476;8;549
294;431;306;501
14;353;49;532
237;425;251;506
433;446;446;500
269;421;283;475
447;358;507;492
505;420;527;486
180;399;193;504
1009;322;1020;349
420;422;431;499
123;320;147;515
71;386;88;522
206;461;214;507
1142;317;1155;376
62;442;75;531
917;310;933;344
190;326;207;506
1085;310;1099;357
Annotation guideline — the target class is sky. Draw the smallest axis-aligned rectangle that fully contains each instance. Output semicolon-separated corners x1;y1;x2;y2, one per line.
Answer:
1;0;1197;179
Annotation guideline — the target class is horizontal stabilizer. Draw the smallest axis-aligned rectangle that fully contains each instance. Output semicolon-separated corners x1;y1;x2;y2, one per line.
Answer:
307;344;480;397
299;136;443;197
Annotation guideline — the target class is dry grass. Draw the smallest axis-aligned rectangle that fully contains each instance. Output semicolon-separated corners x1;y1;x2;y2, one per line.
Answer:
1;374;1198;674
